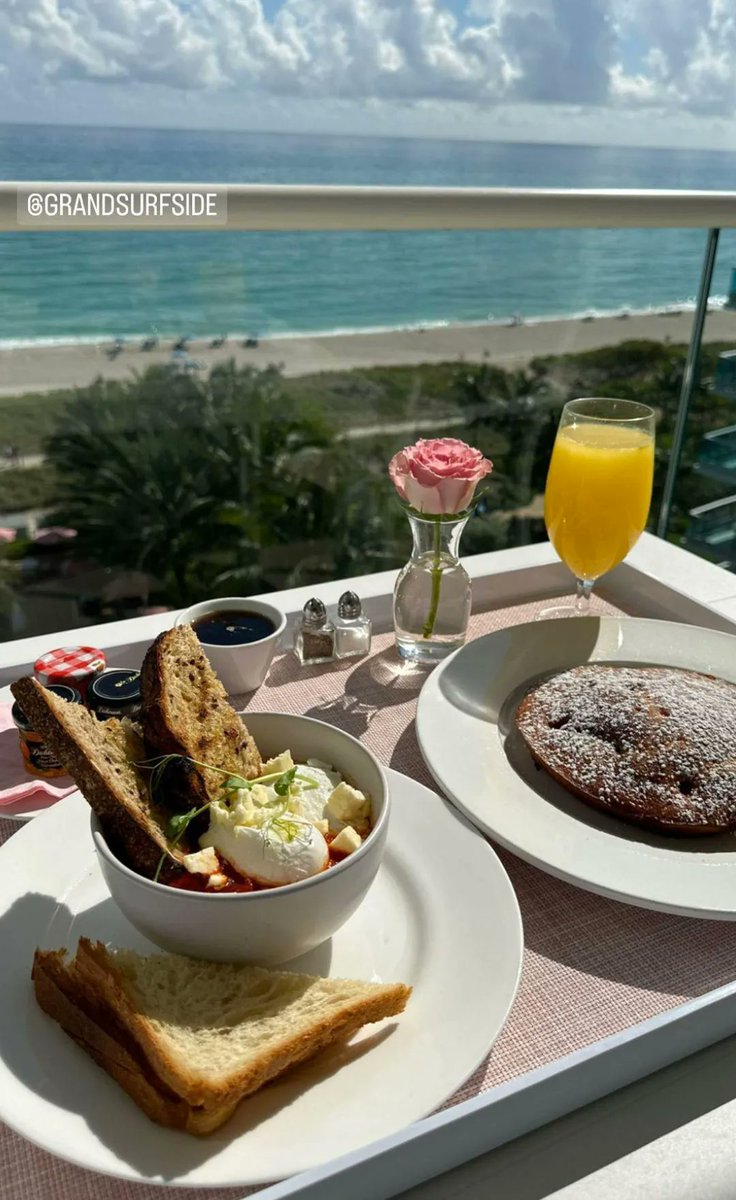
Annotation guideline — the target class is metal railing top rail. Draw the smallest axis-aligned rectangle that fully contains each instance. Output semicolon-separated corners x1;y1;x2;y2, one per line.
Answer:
2;183;736;231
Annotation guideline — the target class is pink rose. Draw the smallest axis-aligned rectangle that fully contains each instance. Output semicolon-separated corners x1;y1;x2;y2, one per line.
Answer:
388;437;493;515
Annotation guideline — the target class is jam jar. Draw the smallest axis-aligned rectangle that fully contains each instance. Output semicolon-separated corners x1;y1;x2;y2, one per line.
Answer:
87;669;142;721
13;683;82;778
34;645;106;699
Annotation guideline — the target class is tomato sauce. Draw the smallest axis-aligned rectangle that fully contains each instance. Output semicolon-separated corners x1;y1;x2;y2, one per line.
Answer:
165;835;351;894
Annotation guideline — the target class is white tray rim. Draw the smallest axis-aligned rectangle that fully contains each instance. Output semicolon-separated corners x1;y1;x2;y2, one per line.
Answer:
2;532;736;1199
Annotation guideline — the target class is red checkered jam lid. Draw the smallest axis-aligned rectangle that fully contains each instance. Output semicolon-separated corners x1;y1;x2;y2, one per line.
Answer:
34;645;107;686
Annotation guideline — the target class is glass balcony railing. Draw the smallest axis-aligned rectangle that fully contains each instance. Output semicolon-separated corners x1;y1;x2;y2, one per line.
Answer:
0;182;735;639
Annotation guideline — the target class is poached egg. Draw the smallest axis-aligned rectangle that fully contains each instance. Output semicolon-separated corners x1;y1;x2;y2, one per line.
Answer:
201;805;329;887
195;751;368;889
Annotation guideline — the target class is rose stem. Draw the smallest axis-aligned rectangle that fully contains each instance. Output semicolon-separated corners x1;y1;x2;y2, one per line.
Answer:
422;515;443;639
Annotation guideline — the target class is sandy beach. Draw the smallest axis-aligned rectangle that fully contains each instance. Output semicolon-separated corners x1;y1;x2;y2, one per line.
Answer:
1;310;735;397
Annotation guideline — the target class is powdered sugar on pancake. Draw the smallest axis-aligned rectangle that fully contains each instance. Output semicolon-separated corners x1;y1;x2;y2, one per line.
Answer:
515;665;736;833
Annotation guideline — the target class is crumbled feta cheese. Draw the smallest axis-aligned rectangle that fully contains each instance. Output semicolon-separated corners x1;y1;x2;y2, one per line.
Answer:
182;846;219;875
326;782;370;826
249;784;274;809
206;873;229;889
330;825;362;855
264;750;294;775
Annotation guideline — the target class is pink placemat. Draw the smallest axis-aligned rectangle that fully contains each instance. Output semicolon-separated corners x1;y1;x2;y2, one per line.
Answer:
0;701;77;810
4;593;736;1199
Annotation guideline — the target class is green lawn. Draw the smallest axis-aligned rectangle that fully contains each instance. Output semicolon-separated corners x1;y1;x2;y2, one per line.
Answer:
0;466;56;513
0;390;69;455
0;359;476;457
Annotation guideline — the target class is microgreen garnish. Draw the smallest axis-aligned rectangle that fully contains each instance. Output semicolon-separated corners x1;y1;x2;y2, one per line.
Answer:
296;774;318;789
220;774;251;795
166;807;200;841
274;766;297;795
267;815;305;843
136;753;185;803
154;802;210;881
136;753;315;882
262;799;310;846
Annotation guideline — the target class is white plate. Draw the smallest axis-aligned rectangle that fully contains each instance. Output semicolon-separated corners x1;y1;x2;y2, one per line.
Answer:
417;616;736;920
0;769;522;1188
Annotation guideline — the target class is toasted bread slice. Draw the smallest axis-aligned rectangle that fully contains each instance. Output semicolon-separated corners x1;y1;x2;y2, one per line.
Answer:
69;939;411;1109
32;949;237;1134
140;625;262;807
34;940;411;1131
10;678;187;876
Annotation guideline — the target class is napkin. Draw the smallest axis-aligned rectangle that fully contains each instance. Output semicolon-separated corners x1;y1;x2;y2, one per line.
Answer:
0;701;76;809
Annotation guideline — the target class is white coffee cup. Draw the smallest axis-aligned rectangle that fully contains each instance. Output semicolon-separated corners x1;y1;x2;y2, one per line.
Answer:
175;596;287;694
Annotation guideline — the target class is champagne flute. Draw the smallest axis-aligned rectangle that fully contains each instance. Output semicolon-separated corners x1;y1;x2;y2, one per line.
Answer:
541;397;655;619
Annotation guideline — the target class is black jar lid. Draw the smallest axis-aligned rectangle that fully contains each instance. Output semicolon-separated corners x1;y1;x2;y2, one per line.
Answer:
12;683;82;731
88;668;141;711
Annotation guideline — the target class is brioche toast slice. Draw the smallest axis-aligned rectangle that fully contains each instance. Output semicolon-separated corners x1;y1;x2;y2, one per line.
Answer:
140;625;263;809
34;939;412;1133
33;948;237;1135
10;678;186;876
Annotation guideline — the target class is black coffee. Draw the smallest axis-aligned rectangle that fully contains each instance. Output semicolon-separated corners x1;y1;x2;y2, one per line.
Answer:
193;610;276;646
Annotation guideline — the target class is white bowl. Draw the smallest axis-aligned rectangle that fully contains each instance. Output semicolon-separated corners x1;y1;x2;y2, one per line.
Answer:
92;712;389;965
175;597;287;694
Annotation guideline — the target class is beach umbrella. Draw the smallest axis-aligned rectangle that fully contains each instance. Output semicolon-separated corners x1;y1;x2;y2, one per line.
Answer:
32;526;77;546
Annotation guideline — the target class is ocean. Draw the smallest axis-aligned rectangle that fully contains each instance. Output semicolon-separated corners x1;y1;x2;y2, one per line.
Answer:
1;124;736;348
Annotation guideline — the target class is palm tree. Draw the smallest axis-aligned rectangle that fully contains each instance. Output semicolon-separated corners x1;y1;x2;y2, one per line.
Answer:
46;364;341;606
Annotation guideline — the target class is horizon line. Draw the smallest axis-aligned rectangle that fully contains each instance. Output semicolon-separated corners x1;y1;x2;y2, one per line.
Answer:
0;119;733;158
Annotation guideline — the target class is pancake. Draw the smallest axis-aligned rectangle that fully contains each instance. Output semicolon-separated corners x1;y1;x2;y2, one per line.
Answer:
515;664;736;835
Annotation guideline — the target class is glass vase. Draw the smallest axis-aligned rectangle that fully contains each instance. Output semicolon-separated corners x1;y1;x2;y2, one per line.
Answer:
393;511;472;665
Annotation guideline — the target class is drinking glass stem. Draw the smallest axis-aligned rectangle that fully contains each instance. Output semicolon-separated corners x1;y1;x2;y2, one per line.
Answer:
575;578;595;614
422;517;443;639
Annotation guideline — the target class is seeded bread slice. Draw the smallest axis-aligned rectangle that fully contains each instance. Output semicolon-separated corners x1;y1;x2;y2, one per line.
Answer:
10;677;187;875
140;624;262;808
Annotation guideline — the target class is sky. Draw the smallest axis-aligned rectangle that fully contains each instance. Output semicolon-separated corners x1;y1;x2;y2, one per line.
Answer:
0;0;735;149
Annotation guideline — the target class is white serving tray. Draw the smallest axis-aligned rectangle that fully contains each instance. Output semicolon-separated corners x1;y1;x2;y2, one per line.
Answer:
2;532;736;1200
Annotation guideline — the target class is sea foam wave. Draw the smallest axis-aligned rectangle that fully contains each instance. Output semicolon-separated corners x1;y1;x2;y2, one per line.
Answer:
0;297;724;352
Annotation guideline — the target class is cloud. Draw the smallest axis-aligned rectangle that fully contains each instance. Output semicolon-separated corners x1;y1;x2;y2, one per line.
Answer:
474;0;613;105
610;0;736;115
0;0;222;88
0;0;735;122
0;0;608;105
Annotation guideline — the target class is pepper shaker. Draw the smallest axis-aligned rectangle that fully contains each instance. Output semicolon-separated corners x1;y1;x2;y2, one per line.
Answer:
335;591;372;659
294;598;336;665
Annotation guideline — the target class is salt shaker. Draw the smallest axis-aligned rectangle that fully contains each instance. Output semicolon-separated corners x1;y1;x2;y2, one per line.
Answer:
335;591;372;660
294;597;335;665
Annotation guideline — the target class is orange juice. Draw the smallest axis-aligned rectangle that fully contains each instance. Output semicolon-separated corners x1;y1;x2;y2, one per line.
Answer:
544;423;654;581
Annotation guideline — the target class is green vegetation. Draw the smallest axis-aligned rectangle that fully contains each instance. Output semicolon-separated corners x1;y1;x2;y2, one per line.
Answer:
1;338;735;634
0;363;468;459
0;389;71;456
0;466;55;513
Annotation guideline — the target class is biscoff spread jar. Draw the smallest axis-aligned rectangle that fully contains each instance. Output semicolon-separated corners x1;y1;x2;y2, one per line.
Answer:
34;645;106;698
12;683;82;778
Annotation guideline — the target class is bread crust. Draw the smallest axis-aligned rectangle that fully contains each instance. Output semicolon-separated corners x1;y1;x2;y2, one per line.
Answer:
32;940;412;1134
74;939;412;1110
10;677;186;874
140;625;262;808
11;626;264;877
32;949;237;1134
